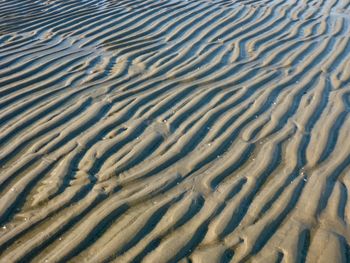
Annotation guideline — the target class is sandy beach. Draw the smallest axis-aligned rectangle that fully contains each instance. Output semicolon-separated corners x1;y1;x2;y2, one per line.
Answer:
0;0;350;262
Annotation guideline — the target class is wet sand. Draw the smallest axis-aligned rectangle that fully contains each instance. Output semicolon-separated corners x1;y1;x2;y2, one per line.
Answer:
0;0;350;262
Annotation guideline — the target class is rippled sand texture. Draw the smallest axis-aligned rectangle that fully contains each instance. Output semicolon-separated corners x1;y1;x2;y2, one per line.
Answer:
1;0;350;262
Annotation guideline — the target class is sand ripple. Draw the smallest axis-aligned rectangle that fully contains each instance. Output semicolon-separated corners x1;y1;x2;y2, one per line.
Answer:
0;0;350;262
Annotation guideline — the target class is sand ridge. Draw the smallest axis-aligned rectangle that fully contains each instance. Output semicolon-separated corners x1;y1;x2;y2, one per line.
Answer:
0;0;350;262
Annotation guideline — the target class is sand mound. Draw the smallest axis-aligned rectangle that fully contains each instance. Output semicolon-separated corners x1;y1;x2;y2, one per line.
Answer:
0;0;350;262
